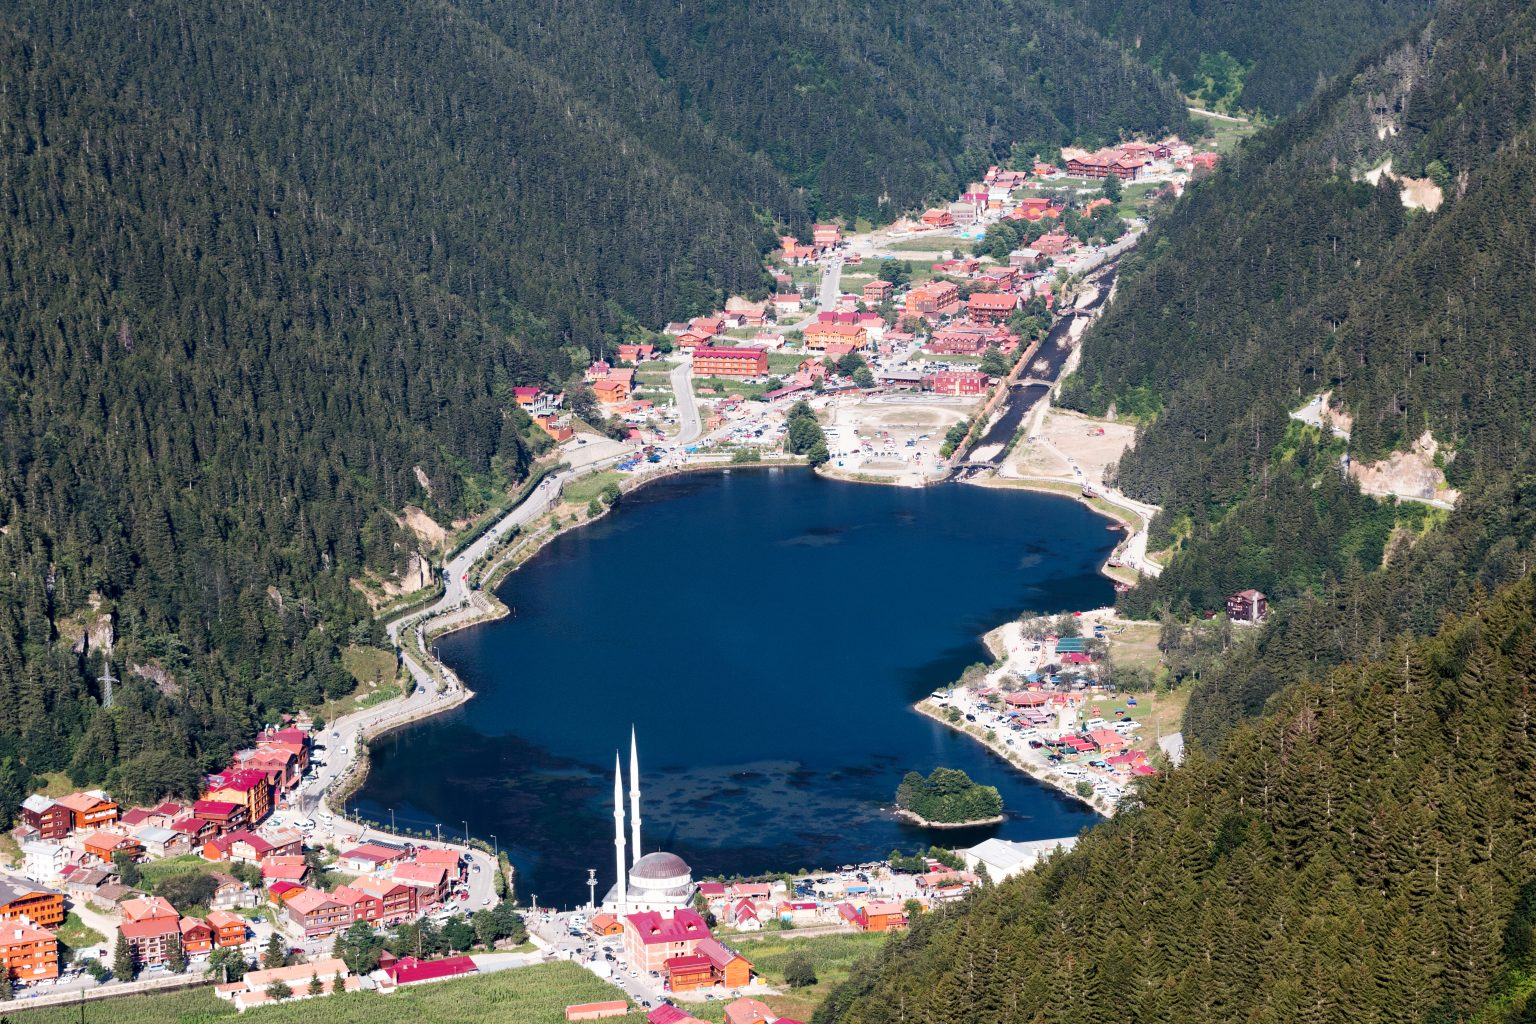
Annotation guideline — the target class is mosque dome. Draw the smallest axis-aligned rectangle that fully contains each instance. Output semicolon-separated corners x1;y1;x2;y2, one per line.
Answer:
629;851;692;890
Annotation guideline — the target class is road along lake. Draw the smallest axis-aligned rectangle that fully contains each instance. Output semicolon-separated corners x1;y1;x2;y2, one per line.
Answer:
356;468;1114;907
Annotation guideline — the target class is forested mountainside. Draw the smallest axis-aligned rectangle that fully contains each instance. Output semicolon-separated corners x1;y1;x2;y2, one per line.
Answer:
1057;0;1536;746
820;577;1536;1024
0;0;1185;811
456;0;1190;223
1057;0;1433;113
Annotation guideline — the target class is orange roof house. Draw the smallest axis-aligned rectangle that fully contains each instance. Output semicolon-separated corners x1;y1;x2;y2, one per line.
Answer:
206;910;249;948
724;997;775;1024
863;901;910;932
120;915;181;966
589;913;624;937
0;881;65;929
967;292;1018;324
920;209;955;228
862;280;893;304
203;769;272;825
54;791;118;831
121;896;179;923
803;322;867;352
593;377;632;405
81;831;143;866
0;921;59;985
180;916;215;955
904;281;961;318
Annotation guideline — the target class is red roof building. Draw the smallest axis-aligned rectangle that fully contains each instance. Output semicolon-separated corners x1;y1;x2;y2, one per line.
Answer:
967;291;1018;324
926;371;989;397
694;347;768;379
384;954;478;986
622;910;711;974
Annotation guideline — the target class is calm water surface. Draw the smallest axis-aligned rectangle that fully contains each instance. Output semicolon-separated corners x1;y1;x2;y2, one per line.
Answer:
356;469;1114;907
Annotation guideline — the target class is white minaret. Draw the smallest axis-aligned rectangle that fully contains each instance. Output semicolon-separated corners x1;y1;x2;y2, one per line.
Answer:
629;726;642;866
613;752;628;914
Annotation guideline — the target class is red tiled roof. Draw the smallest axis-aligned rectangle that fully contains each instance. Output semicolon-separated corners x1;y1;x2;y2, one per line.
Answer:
625;909;710;945
386;955;478;984
120;917;180;939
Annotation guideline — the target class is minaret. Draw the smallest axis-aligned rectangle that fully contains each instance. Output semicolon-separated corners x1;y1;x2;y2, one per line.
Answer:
629;726;642;866
613;752;628;914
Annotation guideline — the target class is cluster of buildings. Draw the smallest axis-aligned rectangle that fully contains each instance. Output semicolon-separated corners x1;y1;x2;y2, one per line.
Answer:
276;840;464;940
647;997;804;1024
778;223;842;263
116;895;249;969
213;949;478;1012
512;386;573;442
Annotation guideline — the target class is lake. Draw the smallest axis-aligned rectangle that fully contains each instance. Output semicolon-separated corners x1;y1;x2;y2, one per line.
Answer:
354;468;1114;908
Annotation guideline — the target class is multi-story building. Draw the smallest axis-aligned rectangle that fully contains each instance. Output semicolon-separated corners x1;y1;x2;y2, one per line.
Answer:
0;921;59;985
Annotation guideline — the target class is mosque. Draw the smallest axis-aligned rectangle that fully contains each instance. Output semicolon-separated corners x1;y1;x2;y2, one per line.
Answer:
602;729;697;915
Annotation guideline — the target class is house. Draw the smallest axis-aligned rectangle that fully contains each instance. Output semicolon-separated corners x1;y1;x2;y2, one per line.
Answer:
863;902;910;932
1033;233;1072;256
285;888;352;938
617;344;657;363
209;873;257;910
649;1005;710;1024
961;836;1078;883
728;898;761;931
132;825;186;859
904;281;961;318
348;875;419;924
391;862;451;908
0;881;65;929
380;954;478;987
63;869;112;905
862;280;893;304
725;297;769;327
803;322;867;351
215;957;359;1012
337;842;409;874
0;921;59;986
21;841;68;884
202;769;272;825
696;936;753;987
332;885;382;926
80;831;143;866
811;223;842;249
413;847;464;880
18;796;72;840
180;916;215;956
694;347;769;379
772;293;803;314
1189;151;1220;171
926;371;989;397
593;377;632;405
1227;589;1268;623
260;855;311;888
967;292;1018;324
622;909;711;974
54;791;118;832
779;236;816;262
170;815;217;848
205;910;249;948
566;1001;631;1020
120;914;181;967
927;322;1004;356
589;913;624;937
724;997;775;1024
920;208;955;228
122;896;178;924
1088;729;1129;754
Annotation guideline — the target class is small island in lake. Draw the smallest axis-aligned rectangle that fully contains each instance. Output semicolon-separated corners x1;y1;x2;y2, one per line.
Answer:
894;767;1005;827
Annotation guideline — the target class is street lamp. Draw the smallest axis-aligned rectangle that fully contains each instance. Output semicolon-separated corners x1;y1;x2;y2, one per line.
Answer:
389;808;396;833
462;820;469;844
490;835;498;861
436;823;443;843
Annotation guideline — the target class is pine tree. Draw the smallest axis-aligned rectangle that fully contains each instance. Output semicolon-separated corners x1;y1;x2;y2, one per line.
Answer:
263;931;287;970
113;936;137;982
308;972;323;996
166;933;187;974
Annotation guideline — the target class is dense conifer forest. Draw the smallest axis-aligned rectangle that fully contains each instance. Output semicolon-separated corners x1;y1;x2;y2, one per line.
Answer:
821;577;1536;1024
1057;0;1434;113
825;0;1536;1019
0;0;1189;810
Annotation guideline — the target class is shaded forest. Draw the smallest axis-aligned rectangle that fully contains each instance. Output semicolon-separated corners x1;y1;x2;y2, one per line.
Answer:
822;577;1536;1024
1057;0;1433;113
0;0;1189;809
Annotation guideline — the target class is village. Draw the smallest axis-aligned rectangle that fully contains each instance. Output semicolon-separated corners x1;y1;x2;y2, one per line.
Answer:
502;134;1223;489
0;134;1231;1016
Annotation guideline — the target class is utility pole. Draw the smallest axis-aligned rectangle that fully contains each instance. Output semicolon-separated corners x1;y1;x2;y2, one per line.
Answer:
436;823;442;844
587;869;598;912
389;808;396;834
98;659;118;710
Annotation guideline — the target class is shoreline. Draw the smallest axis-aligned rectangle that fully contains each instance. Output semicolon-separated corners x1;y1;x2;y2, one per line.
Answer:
892;807;1006;829
913;698;1115;817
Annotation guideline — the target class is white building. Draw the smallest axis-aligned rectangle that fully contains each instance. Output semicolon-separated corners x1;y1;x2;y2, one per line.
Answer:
960;836;1078;883
601;729;697;916
21;841;67;884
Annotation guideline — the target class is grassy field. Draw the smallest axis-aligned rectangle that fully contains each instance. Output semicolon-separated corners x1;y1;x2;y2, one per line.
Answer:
13;962;641;1024
1191;111;1259;154
734;931;890;1020
693;377;771;399
767;352;808;374
561;471;625;506
341;645;396;687
55;911;105;952
137;855;227;891
884;235;967;253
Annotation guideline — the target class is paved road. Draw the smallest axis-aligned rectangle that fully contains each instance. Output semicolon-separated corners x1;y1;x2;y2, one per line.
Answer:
672;358;702;445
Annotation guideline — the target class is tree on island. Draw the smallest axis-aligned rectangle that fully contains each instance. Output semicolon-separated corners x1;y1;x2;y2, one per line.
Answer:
895;768;1003;824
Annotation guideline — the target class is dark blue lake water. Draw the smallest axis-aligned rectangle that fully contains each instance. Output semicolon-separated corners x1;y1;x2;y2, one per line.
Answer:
354;469;1113;908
